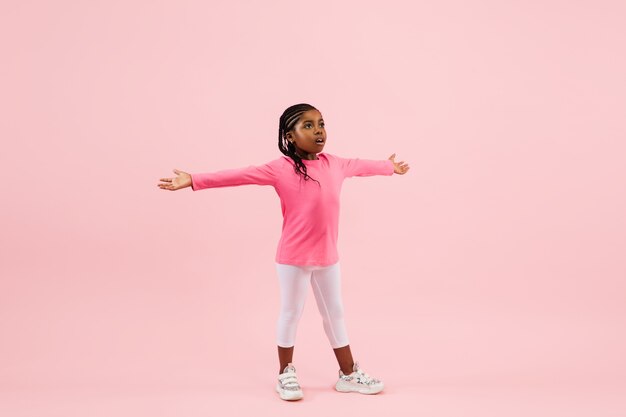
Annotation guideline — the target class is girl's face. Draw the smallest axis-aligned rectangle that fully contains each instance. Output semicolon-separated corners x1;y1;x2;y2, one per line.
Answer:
286;109;326;158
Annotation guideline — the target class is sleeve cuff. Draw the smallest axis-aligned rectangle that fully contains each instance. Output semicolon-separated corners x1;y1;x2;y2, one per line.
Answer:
387;159;395;175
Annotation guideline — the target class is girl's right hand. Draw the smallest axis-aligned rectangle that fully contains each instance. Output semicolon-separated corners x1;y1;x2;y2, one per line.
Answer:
158;169;192;191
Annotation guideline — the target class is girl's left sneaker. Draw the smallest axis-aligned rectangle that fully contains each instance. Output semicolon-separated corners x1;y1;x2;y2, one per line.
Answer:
335;361;384;394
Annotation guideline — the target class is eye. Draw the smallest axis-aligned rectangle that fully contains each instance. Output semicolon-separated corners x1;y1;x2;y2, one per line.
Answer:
304;123;312;128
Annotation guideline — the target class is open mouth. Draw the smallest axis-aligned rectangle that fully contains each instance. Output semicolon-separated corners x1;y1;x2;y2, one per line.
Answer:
315;139;325;145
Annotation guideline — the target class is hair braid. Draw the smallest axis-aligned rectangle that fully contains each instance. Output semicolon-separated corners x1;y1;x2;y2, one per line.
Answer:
277;103;321;187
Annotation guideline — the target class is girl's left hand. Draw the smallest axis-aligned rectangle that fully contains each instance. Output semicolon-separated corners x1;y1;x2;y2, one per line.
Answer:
388;154;410;175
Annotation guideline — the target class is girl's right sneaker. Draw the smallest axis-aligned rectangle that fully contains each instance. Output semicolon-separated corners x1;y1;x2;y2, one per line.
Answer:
276;363;303;401
335;361;384;394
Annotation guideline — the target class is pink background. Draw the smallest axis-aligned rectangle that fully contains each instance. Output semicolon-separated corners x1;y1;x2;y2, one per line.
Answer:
1;0;625;415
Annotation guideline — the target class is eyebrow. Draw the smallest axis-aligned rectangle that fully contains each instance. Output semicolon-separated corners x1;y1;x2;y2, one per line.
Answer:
301;119;324;123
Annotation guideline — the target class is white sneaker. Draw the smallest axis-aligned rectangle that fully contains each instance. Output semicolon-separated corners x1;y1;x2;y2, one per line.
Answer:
335;361;384;394
276;363;303;401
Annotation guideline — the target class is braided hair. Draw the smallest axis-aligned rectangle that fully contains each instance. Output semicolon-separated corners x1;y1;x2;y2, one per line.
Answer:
278;103;321;187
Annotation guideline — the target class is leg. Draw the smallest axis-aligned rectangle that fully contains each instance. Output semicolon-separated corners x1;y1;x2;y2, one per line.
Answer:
333;344;355;375
310;262;354;374
275;263;311;374
278;345;294;374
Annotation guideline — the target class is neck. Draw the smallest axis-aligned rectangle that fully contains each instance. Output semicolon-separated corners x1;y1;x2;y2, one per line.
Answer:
295;150;319;160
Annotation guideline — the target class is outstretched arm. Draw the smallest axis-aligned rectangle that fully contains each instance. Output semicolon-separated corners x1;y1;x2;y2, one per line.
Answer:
337;153;410;178
388;153;410;175
158;162;277;192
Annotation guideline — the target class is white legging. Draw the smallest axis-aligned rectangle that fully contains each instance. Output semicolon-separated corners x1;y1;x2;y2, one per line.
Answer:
275;262;350;349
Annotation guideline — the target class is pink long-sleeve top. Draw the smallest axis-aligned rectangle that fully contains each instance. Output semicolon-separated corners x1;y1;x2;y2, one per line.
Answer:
190;152;395;266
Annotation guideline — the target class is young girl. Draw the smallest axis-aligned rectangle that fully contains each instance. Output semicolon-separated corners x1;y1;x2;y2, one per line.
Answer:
158;103;409;401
